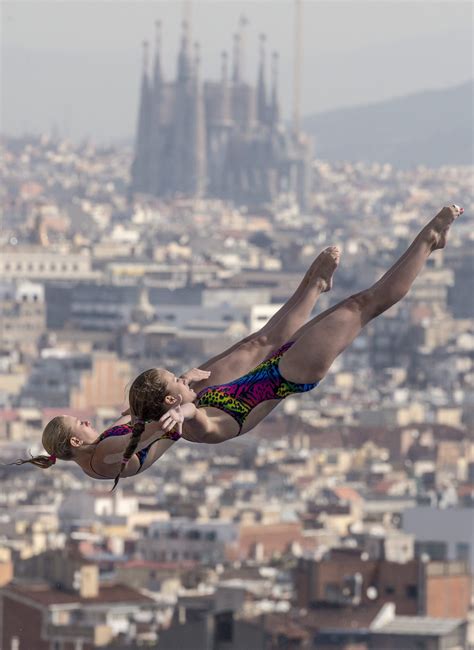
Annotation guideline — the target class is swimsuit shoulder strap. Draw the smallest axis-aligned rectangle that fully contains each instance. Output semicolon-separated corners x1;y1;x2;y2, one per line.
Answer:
97;423;133;442
90;423;133;478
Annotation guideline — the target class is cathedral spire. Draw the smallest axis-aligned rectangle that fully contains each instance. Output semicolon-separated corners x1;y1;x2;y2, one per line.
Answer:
142;39;149;77
150;22;164;195
190;42;207;197
221;50;231;122
153;20;162;87
257;33;267;124
232;33;240;84
231;15;248;84
193;41;200;76
221;49;228;84
238;15;248;82
131;40;153;193
177;19;192;82
270;51;280;127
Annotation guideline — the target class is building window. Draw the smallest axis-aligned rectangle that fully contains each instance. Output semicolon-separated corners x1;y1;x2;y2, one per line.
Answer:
415;540;447;561
456;543;470;563
187;530;201;540
214;611;233;642
406;584;418;599
385;586;395;595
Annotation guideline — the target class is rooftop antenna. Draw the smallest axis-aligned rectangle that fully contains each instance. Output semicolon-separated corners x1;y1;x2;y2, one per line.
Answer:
293;0;302;135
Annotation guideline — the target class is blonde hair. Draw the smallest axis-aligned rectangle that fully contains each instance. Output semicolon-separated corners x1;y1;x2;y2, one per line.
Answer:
112;368;169;490
11;416;74;469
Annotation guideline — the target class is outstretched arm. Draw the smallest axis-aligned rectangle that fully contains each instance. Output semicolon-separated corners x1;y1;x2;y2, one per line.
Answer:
179;368;211;385
157;396;236;444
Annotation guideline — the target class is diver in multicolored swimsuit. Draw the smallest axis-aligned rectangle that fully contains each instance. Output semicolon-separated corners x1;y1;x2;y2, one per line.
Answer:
13;246;341;481
112;206;463;489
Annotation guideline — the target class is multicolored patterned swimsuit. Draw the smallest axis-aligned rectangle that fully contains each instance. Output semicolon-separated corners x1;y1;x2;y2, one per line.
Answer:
195;341;318;435
90;423;180;477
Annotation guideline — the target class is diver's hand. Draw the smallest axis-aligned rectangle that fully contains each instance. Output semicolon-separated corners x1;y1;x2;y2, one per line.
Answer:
159;395;184;434
180;368;211;384
158;395;197;435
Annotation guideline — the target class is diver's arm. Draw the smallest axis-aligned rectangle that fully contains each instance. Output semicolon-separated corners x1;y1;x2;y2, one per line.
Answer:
181;407;237;444
96;431;177;471
179;368;211;385
158;397;236;444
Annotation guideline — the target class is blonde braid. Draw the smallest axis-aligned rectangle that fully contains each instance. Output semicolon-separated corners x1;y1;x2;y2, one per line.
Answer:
9;453;57;470
10;416;73;470
111;420;146;490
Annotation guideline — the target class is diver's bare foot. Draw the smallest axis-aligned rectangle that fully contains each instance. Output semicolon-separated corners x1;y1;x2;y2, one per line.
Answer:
424;204;463;251
311;246;341;292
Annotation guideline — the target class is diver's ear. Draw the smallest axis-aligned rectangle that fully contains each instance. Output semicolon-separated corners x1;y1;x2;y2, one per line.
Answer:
70;436;83;448
164;395;177;406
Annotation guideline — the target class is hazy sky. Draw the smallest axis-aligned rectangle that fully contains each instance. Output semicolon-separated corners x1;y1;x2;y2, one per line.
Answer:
2;1;473;142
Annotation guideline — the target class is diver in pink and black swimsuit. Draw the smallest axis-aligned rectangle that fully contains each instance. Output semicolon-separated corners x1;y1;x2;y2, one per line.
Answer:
112;206;462;489
13;206;464;489
195;341;318;436
15;246;342;483
87;423;181;479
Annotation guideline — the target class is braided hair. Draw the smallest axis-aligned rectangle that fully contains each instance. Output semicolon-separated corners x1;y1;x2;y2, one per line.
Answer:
112;368;169;490
11;416;74;469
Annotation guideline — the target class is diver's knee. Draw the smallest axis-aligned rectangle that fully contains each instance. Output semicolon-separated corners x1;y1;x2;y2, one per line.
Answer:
346;290;373;312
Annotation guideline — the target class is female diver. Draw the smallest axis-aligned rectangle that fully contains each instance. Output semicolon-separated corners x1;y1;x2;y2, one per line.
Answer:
13;245;340;480
110;205;464;489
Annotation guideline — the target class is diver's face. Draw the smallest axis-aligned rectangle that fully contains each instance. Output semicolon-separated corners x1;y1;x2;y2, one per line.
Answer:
160;369;197;404
62;416;98;444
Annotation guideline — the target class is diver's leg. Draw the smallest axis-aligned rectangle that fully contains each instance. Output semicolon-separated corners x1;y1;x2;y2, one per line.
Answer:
279;205;461;383
193;248;340;389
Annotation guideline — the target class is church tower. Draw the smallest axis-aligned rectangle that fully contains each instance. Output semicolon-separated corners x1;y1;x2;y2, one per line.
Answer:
256;33;268;125
269;51;280;128
149;21;163;195
170;20;193;194
189;43;207;197
131;41;152;194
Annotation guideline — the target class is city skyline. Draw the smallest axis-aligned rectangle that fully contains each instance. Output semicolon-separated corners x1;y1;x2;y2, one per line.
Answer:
2;1;473;142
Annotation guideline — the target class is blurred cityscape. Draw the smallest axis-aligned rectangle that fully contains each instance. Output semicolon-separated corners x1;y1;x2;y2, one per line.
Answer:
1;13;474;650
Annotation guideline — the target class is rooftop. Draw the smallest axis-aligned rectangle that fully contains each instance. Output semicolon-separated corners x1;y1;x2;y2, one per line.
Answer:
375;616;463;636
4;582;155;607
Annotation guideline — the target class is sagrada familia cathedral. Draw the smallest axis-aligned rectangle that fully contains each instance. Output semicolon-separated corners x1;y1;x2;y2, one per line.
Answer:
131;19;312;209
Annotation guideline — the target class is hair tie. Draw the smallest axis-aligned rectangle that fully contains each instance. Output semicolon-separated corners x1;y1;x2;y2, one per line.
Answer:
49;454;57;464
